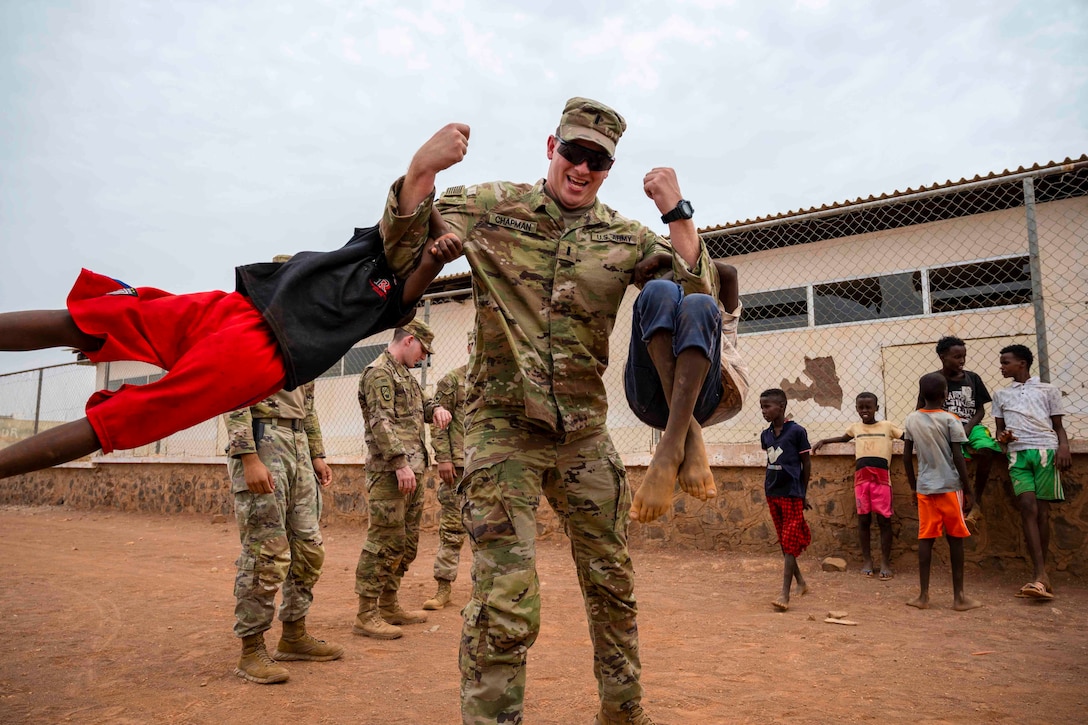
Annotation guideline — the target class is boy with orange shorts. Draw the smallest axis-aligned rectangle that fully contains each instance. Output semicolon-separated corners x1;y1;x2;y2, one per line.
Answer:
814;392;903;580
902;373;982;612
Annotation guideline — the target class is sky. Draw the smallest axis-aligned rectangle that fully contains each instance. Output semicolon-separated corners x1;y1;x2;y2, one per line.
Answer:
1;0;1085;374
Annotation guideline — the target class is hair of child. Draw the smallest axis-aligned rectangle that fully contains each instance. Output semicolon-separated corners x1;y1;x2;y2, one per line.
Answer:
935;336;966;355
1000;343;1033;368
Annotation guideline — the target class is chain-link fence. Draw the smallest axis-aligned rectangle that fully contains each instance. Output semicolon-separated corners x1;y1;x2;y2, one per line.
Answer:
2;160;1085;462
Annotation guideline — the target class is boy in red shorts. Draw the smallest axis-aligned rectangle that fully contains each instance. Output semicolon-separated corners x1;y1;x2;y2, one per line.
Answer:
814;392;903;580
902;373;982;611
759;388;811;612
0;218;460;480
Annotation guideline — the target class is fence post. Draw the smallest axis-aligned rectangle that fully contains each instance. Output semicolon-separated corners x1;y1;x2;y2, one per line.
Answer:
33;368;44;435
1022;177;1050;382
420;298;431;389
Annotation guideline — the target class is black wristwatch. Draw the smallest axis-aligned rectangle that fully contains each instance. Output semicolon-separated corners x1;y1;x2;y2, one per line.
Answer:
661;199;694;224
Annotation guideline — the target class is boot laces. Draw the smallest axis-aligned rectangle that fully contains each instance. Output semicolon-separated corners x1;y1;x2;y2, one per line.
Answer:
254;642;277;666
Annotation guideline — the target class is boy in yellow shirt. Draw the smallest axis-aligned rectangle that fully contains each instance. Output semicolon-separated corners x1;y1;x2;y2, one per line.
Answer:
814;392;903;580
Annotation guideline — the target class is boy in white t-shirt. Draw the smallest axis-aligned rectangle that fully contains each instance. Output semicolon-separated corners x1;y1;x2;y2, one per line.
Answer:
992;344;1072;600
815;393;903;580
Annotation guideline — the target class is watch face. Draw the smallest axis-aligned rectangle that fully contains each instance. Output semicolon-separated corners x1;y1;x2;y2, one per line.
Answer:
678;200;694;217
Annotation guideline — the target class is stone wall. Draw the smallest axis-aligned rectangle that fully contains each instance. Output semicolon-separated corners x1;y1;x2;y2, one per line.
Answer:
2;455;1084;575
630;454;1087;576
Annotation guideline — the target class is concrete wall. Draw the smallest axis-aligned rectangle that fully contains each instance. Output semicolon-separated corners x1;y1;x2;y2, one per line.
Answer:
4;454;1084;576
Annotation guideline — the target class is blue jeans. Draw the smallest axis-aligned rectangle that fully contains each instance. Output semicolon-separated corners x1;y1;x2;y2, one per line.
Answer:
624;279;722;430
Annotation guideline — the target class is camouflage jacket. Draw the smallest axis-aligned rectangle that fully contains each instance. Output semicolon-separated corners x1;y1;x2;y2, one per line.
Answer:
382;177;714;437
430;364;468;467
224;382;325;459
359;349;438;472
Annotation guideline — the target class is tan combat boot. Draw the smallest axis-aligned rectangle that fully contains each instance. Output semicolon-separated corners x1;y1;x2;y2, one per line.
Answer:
274;617;345;661
593;702;657;725
422;579;453;611
352;596;403;639
235;633;290;684
379;588;428;625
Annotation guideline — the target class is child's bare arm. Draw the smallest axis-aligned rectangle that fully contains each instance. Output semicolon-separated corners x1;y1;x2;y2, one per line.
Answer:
634;253;673;286
995;417;1016;445
800;451;811;509
903;440;917;497
952;444;972;511
1053;415;1072;470
813;434;852;451
712;260;740;313
400;209;463;307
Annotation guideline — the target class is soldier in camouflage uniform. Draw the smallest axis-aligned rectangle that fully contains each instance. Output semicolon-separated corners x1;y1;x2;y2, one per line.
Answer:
353;318;451;639
380;99;714;725
225;347;343;684
422;331;474;610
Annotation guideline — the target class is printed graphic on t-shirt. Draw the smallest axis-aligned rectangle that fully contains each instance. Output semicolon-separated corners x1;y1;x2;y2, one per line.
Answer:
945;383;975;420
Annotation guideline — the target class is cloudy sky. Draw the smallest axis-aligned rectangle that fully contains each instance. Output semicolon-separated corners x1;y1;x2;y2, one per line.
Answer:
1;0;1085;373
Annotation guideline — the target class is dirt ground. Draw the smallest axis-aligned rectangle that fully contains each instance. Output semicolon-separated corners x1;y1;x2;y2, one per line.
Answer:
1;506;1085;724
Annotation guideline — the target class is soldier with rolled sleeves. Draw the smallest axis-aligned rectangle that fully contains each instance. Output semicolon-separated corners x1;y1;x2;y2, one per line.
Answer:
423;330;474;611
381;98;714;725
354;318;451;639
224;318;343;684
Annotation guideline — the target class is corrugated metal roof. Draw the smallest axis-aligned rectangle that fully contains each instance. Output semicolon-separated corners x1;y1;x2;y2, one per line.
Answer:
697;154;1088;235
421;154;1088;294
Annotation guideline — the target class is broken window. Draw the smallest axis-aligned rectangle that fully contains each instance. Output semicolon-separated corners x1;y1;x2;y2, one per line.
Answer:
928;256;1032;313
738;287;808;333
319;343;385;378
814;272;923;325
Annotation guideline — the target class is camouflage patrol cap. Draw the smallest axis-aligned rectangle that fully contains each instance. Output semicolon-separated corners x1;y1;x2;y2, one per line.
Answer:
401;318;434;354
272;254;292;263
557;97;627;157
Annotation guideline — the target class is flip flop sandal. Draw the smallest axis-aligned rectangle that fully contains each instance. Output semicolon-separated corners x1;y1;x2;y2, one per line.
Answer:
1018;581;1054;600
861;568;874;578
1015;581;1055;599
879;571;895;581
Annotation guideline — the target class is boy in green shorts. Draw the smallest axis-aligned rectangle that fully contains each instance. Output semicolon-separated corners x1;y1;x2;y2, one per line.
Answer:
992;344;1072;600
919;336;1003;531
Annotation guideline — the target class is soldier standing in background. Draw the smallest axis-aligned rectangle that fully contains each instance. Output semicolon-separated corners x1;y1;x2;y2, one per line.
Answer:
353;318;451;639
381;98;713;725
225;298;343;684
423;331;473;611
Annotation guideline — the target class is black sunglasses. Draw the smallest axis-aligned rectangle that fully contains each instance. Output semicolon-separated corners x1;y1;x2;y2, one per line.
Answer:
554;136;615;172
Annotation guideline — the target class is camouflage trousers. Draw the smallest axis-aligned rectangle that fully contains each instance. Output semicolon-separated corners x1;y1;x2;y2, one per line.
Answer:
354;468;425;599
228;423;324;639
433;470;467;582
459;417;640;725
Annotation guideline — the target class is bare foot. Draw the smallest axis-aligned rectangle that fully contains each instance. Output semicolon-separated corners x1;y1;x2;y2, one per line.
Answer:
772;598;789;612
677;424;716;501
629;455;677;522
794;582;809;596
905;595;930;609
953;596;983;612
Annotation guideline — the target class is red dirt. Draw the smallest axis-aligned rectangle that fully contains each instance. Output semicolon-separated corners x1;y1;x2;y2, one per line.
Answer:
1;505;1085;724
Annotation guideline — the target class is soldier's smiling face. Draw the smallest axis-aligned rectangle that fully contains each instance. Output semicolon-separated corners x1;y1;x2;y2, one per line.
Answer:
546;135;609;210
